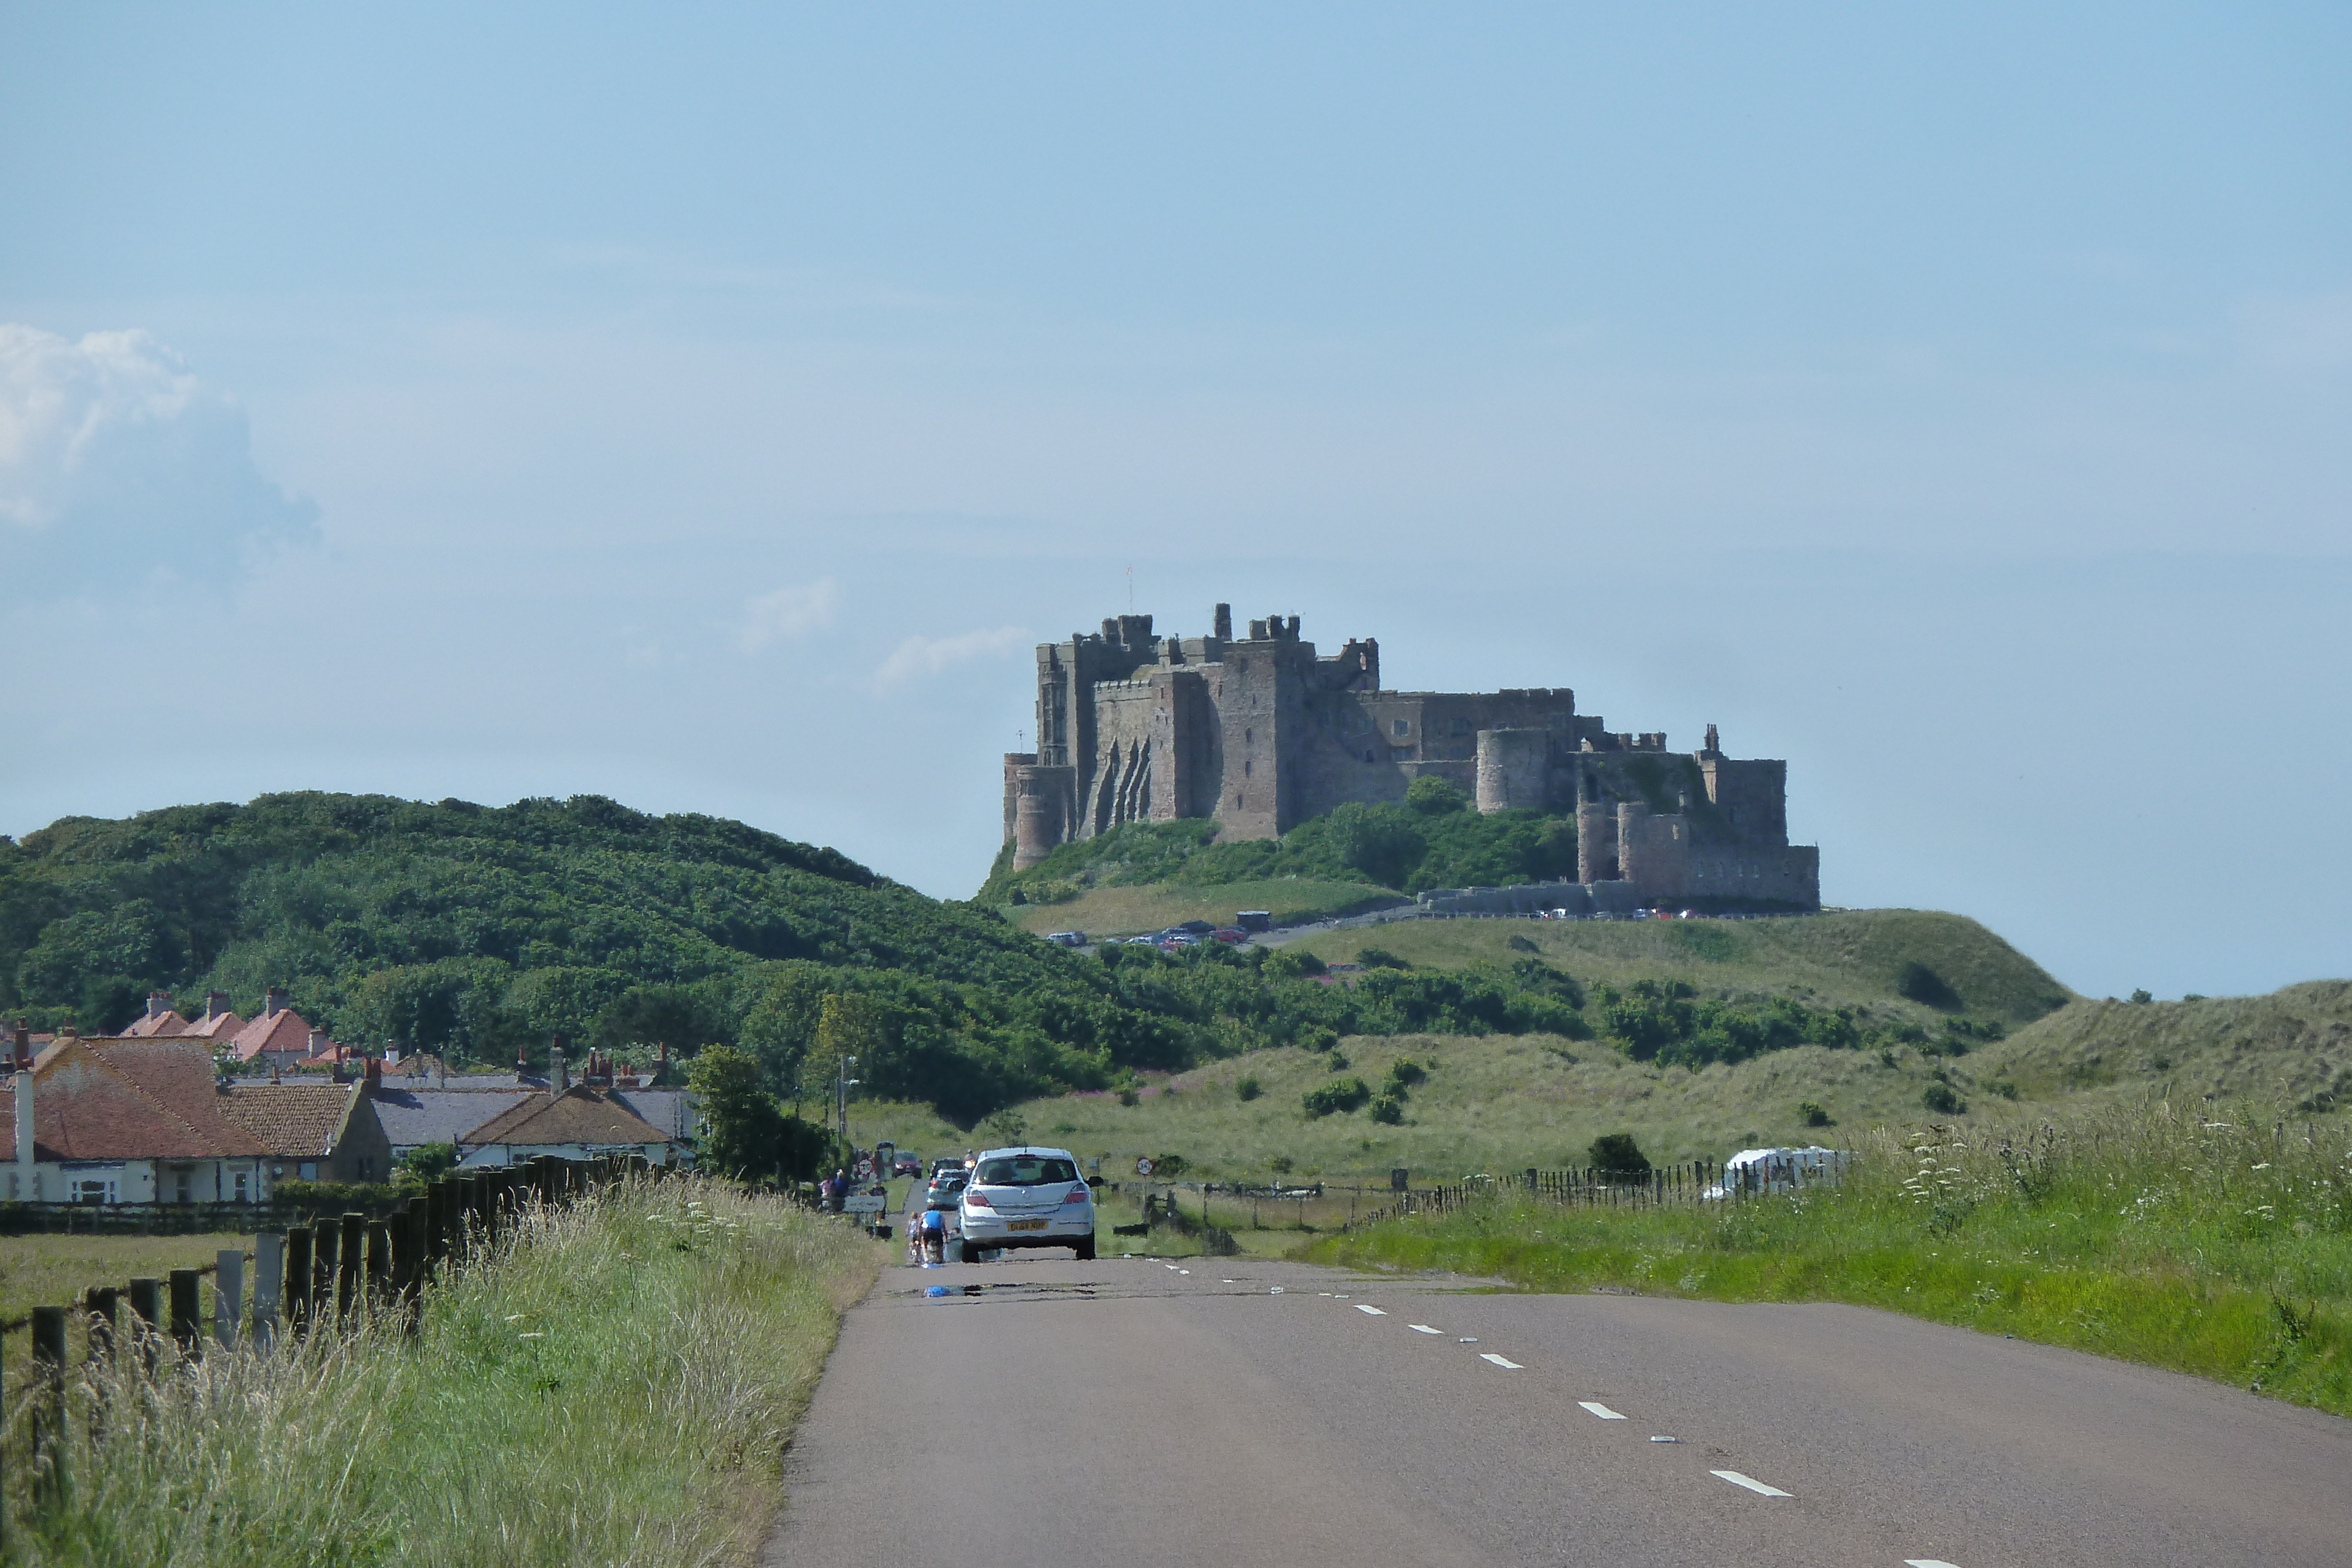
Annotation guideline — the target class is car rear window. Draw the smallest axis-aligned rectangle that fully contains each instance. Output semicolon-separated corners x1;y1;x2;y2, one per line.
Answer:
976;1155;1078;1186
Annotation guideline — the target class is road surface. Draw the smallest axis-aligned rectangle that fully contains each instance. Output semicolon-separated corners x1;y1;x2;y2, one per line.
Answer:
761;1252;2352;1567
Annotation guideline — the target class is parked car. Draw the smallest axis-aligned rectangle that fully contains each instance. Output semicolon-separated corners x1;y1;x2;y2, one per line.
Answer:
1174;920;1215;935
894;1153;923;1176
1045;930;1088;948
1209;927;1247;944
957;1145;1095;1262
931;1157;967;1178
1236;911;1273;932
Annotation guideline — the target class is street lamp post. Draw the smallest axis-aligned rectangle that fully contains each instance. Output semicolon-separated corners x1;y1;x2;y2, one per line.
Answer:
837;1058;860;1142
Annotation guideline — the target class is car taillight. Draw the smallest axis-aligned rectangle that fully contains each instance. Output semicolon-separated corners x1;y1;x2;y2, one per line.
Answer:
1063;1185;1091;1205
965;1189;992;1208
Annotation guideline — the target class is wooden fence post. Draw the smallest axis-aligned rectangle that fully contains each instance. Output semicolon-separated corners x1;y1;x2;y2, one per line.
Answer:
168;1268;202;1355
313;1221;340;1322
425;1179;448;1269
87;1286;119;1365
285;1228;313;1335
213;1249;244;1348
365;1221;392;1312
252;1233;283;1351
128;1276;162;1372
338;1213;365;1320
31;1305;68;1502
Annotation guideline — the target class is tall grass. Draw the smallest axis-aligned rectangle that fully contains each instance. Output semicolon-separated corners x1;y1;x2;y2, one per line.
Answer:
1307;1099;2352;1415
3;1176;878;1567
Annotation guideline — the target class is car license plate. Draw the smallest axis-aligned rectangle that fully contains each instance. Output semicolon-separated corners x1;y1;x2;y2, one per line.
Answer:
1007;1219;1049;1232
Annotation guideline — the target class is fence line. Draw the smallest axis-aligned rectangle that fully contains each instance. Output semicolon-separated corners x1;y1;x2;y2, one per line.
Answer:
0;1152;666;1543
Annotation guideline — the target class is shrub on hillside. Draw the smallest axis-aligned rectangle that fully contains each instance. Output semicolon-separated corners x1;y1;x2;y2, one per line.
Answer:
1303;1076;1372;1118
1356;947;1409;969
1922;1082;1967;1115
1405;777;1471;815
1798;1101;1833;1128
1896;960;1962;1011
1384;1058;1427;1091
1506;934;1539;954
1236;1075;1262;1101
1369;1094;1405;1125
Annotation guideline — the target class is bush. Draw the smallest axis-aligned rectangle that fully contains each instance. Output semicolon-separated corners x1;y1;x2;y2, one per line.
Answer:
1922;1082;1967;1115
1236;1075;1262;1101
1356;947;1409;970
2130;988;2153;1004
1798;1101;1832;1128
1384;1058;1427;1091
1506;934;1539;954
1369;1094;1405;1125
1302;1076;1373;1118
1588;1132;1652;1182
1268;1154;1294;1175
1117;1087;1140;1107
1405;777;1471;815
1265;948;1327;978
1152;1152;1188;1176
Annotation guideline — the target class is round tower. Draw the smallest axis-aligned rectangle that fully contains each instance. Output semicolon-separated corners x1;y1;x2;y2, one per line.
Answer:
1474;729;1548;814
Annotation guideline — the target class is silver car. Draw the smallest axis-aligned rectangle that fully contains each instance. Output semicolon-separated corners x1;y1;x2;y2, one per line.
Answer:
957;1145;1096;1262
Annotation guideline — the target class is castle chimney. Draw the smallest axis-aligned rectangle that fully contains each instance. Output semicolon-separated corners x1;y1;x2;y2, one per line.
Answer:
1703;722;1720;756
1285;615;1300;638
264;985;288;1018
1248;618;1268;640
1213;603;1231;641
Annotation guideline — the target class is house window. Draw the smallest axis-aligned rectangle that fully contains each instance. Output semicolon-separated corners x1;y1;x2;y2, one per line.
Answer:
175;1170;192;1204
298;1162;319;1181
1391;718;1409;736
234;1171;250;1202
72;1178;115;1206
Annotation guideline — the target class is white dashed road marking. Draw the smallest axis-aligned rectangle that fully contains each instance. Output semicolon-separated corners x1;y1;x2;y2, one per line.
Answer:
1710;1470;1792;1498
1355;1304;1386;1316
1904;1560;1961;1567
1577;1401;1626;1420
1479;1353;1524;1369
1408;1324;1444;1335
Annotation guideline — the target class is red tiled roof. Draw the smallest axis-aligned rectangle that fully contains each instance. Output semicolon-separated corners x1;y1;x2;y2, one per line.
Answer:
217;1084;355;1158
0;1039;265;1161
121;1010;192;1038
228;1008;316;1063
460;1086;671;1149
183;1010;248;1041
86;1037;269;1155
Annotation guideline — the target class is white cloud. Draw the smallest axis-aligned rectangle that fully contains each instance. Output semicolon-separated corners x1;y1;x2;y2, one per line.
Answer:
0;325;318;590
738;577;843;652
872;624;1030;691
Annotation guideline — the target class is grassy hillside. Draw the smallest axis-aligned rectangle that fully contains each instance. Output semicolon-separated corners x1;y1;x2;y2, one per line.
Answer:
1284;908;2073;1025
1973;982;2352;1112
1003;878;1405;940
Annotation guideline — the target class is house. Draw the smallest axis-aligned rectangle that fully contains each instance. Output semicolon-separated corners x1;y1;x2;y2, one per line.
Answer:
225;987;332;1072
121;992;192;1037
181;992;247;1041
5;1027;269;1205
456;1084;681;1168
216;1072;392;1184
370;1085;535;1165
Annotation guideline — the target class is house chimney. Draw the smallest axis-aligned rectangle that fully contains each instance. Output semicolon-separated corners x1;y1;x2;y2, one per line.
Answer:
550;1037;569;1096
363;1055;382;1091
517;1038;530;1074
308;1029;329;1059
383;1040;402;1065
146;991;172;1021
14;1052;32;1198
206;990;232;1021
265;985;289;1018
12;1019;28;1072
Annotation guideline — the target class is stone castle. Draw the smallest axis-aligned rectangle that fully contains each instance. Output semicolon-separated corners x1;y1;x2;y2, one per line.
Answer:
1002;606;1819;911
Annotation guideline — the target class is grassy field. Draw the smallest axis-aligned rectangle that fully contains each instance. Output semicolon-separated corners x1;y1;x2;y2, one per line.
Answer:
1001;878;1405;939
1305;1098;2352;1417
3;1176;881;1567
0;1231;255;1329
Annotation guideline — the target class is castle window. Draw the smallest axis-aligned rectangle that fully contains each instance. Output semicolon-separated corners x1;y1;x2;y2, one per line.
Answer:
1244;759;1252;776
1391;718;1409;737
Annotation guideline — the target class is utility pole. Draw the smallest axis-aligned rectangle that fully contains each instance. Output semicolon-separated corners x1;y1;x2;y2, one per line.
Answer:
837;1057;860;1142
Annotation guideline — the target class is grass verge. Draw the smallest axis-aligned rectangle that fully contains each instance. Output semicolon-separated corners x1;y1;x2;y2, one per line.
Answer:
3;1175;881;1567
1303;1099;2352;1416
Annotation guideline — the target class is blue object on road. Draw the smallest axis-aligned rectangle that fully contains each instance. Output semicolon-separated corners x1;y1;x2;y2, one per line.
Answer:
925;1285;951;1297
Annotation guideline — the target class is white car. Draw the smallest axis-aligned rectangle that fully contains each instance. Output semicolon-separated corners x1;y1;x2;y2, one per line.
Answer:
957;1145;1096;1262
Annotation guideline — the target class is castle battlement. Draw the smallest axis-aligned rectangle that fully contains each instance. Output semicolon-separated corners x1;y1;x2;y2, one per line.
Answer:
1004;604;1818;911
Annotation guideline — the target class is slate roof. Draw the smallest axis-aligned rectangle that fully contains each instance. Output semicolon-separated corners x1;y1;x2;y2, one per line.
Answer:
460;1086;672;1150
611;1088;693;1142
370;1088;534;1149
216;1084;356;1158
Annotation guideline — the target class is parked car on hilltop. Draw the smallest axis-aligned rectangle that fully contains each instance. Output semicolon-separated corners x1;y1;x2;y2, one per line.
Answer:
1045;931;1088;948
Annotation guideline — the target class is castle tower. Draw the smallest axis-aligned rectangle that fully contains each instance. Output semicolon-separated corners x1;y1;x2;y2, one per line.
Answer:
1474;729;1548;814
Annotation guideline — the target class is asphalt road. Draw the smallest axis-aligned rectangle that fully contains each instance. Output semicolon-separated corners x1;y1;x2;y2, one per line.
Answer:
761;1252;2352;1567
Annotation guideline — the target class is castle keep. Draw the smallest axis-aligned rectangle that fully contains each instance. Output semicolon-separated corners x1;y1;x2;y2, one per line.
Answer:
1003;606;1819;911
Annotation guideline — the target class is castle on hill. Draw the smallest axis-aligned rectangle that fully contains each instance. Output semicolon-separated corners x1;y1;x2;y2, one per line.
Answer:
1001;605;1819;912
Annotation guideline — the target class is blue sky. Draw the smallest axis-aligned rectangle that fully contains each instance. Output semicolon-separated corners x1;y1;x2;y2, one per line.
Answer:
2;5;2346;998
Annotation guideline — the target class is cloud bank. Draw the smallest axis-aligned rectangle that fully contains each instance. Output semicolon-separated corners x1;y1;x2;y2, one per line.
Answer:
873;625;1030;691
737;577;841;651
0;325;317;591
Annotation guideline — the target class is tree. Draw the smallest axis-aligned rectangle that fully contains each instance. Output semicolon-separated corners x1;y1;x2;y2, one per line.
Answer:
686;1044;793;1179
1588;1131;1651;1183
1405;777;1470;815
